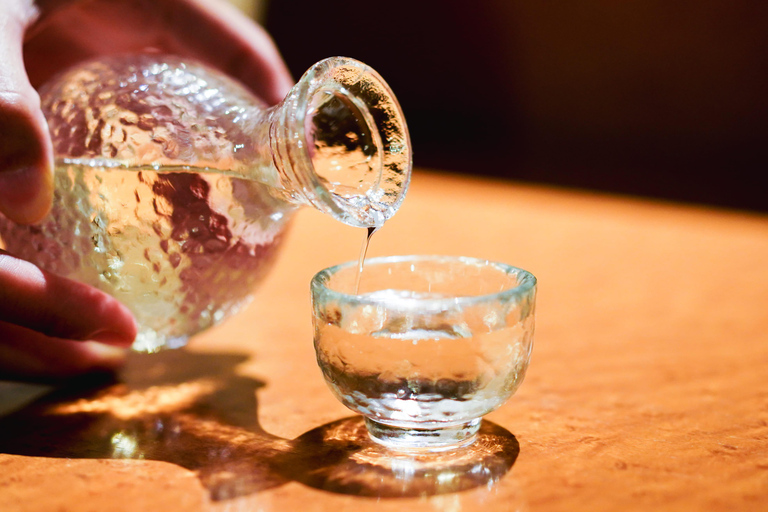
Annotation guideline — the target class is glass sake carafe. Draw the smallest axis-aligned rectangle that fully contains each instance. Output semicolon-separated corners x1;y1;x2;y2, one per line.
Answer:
0;53;411;352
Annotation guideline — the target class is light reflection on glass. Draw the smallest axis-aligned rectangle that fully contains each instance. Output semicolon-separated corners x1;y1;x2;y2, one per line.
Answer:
111;431;140;459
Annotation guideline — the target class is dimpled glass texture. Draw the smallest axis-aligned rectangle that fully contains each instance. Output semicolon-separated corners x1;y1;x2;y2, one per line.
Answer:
0;55;293;352
311;255;537;450
0;53;412;352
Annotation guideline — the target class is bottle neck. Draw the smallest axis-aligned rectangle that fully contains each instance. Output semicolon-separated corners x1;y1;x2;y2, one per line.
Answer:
264;57;412;229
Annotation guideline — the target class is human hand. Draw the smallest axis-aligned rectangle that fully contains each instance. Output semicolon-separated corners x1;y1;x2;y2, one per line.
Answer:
0;250;138;380
0;0;294;379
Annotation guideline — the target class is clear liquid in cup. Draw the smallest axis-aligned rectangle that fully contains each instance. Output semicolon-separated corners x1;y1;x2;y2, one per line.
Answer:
314;290;534;428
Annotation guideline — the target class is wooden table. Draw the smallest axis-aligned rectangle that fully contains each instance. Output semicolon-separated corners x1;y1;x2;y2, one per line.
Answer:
1;170;767;511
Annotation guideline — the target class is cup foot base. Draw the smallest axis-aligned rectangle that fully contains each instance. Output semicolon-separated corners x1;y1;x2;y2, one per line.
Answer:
364;417;482;452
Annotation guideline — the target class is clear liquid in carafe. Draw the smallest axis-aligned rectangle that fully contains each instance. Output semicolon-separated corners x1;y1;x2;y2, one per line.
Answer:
0;162;291;351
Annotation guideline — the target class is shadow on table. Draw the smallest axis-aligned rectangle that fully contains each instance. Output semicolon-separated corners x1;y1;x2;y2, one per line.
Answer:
281;416;519;497
0;348;519;500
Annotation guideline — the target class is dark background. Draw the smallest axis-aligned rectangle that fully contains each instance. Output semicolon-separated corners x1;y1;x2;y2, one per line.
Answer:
265;1;767;213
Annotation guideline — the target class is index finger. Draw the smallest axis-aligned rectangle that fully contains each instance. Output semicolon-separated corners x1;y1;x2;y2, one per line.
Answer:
0;251;137;345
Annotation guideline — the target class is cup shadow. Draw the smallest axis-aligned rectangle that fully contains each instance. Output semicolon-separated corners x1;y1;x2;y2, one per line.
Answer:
276;416;519;497
0;348;519;500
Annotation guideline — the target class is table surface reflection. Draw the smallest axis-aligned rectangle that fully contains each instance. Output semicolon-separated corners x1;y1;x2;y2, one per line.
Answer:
1;170;767;511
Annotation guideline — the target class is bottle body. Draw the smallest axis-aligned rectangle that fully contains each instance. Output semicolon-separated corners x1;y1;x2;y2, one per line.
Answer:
1;164;292;351
0;53;411;352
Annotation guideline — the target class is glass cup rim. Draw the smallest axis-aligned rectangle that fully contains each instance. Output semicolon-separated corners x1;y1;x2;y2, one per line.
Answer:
310;254;537;311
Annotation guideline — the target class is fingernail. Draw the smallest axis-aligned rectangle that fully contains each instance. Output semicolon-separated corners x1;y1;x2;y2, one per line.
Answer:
81;342;129;369
89;329;136;347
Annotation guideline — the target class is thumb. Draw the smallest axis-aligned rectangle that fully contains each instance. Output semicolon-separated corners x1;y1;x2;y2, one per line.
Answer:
0;2;53;225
